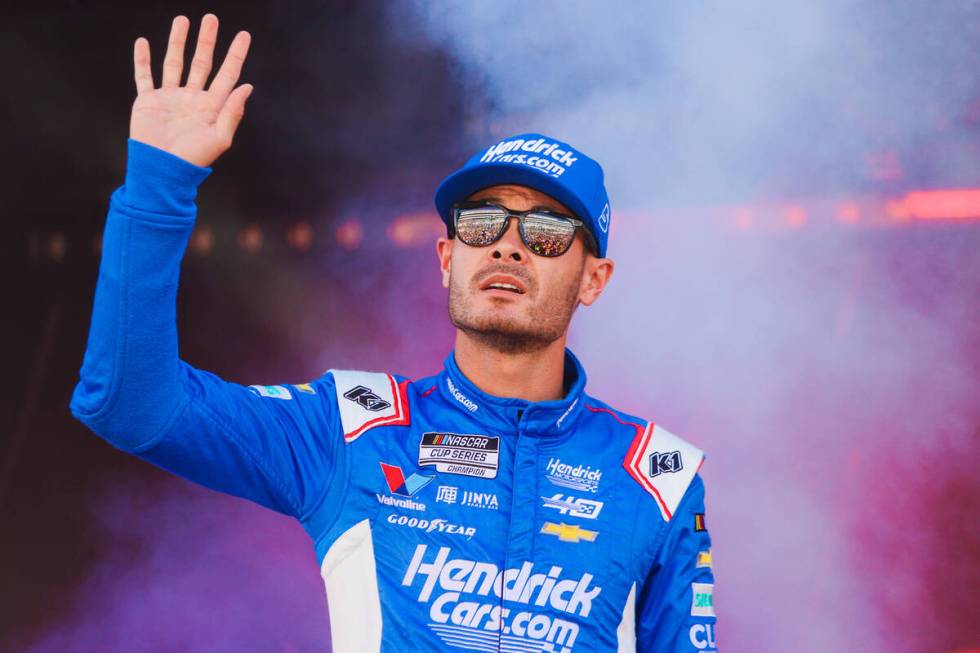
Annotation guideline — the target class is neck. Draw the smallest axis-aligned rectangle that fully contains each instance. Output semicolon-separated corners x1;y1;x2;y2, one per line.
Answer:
452;330;568;402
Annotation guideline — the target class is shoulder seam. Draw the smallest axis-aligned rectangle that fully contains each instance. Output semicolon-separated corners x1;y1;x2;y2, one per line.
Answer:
586;403;704;522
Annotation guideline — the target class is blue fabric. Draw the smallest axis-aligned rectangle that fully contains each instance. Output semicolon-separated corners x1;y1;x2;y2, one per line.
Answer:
70;139;716;652
434;133;612;257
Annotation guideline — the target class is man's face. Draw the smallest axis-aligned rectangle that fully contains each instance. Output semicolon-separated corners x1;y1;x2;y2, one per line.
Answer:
436;184;614;354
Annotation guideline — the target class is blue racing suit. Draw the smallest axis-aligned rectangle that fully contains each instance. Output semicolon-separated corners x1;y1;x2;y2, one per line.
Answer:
69;139;718;653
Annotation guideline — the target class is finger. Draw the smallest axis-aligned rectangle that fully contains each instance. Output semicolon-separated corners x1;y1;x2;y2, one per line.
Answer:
207;30;251;107
133;37;154;95
185;13;219;90
161;15;190;88
216;84;254;146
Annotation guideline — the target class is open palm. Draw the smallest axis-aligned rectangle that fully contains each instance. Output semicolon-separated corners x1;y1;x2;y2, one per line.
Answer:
130;14;253;167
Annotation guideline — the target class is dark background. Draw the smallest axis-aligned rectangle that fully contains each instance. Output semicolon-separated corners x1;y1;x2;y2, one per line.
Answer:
2;2;476;649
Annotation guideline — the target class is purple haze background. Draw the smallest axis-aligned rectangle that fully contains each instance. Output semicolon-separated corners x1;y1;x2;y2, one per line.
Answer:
13;1;980;652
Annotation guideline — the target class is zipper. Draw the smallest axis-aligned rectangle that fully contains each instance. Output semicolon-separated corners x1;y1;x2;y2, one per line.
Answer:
497;406;525;651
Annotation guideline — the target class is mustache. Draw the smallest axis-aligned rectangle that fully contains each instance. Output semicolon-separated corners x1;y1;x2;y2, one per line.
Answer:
472;263;534;289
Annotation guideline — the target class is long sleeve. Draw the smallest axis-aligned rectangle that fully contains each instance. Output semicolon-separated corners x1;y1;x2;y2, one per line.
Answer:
635;474;718;652
69;139;343;520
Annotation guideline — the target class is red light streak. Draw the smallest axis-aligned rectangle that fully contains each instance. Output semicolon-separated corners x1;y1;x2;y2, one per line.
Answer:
888;189;980;221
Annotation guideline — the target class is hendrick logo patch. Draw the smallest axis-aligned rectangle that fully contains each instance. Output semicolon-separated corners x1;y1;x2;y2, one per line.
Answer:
545;457;602;493
418;432;499;479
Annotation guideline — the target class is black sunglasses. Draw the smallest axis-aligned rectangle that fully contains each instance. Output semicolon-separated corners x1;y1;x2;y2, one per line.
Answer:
450;201;598;257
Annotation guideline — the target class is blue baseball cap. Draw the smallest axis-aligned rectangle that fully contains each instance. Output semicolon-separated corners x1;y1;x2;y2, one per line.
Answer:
434;133;612;257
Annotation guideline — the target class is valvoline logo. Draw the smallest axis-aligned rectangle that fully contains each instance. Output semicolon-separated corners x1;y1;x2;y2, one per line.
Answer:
380;462;433;497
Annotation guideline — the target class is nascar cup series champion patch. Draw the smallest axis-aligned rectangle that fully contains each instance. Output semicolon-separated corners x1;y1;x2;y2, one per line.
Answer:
418;432;500;479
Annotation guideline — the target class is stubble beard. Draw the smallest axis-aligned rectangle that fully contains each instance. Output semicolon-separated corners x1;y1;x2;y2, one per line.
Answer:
448;270;581;355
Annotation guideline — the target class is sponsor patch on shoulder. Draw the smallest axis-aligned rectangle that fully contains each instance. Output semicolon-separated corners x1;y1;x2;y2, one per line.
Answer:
418;432;499;479
248;384;293;400
293;383;316;395
623;422;704;522
696;550;712;568
691;582;715;617
329;369;410;442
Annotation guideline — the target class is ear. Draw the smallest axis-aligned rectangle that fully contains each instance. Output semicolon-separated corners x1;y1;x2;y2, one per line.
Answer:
579;256;614;306
436;237;453;289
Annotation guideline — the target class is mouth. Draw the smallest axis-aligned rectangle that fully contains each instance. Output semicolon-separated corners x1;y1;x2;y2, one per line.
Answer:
479;273;527;295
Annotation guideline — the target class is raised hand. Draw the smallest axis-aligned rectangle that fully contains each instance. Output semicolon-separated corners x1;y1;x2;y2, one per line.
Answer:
130;14;253;167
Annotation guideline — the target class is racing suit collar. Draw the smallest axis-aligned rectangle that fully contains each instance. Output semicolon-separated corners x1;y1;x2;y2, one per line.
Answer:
438;347;587;438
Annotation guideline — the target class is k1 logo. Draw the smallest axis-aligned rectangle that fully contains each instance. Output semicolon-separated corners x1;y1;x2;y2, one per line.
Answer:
343;385;391;412
648;450;683;477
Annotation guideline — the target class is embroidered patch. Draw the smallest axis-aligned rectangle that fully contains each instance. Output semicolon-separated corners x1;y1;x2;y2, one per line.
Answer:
418;432;499;479
329;370;410;442
623;422;704;522
248;385;293;400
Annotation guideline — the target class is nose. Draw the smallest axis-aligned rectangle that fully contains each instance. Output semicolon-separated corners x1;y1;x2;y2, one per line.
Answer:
488;217;525;263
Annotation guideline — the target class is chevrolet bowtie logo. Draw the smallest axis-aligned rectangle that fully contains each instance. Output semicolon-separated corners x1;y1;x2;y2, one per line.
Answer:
540;521;599;543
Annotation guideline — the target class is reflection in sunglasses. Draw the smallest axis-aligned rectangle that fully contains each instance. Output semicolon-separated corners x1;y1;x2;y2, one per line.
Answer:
456;212;578;257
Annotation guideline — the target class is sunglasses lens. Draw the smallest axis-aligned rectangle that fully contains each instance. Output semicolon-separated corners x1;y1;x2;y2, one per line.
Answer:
455;208;508;246
520;213;577;257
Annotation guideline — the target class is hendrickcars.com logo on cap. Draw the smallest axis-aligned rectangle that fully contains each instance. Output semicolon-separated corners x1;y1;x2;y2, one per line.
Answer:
434;132;612;257
478;136;580;178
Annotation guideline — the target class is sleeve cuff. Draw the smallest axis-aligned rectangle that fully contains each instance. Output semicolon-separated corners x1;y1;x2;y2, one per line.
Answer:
120;138;214;216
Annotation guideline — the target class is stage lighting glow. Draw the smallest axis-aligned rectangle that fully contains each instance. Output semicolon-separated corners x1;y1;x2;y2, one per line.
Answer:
237;225;263;254
836;203;861;224
47;232;66;262
287;221;314;252
733;208;754;230
888;189;980;221
335;218;362;250
189;225;214;256
783;205;807;228
388;212;443;247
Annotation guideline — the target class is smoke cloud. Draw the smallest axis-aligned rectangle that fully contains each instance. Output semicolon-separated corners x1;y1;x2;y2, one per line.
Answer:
396;2;980;651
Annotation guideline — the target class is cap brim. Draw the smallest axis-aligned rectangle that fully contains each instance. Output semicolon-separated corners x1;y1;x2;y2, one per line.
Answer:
435;162;593;231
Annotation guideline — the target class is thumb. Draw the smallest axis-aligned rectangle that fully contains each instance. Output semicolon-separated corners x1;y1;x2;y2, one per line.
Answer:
216;83;254;145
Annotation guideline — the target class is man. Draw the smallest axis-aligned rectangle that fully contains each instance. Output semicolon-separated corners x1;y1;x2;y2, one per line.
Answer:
70;14;717;653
